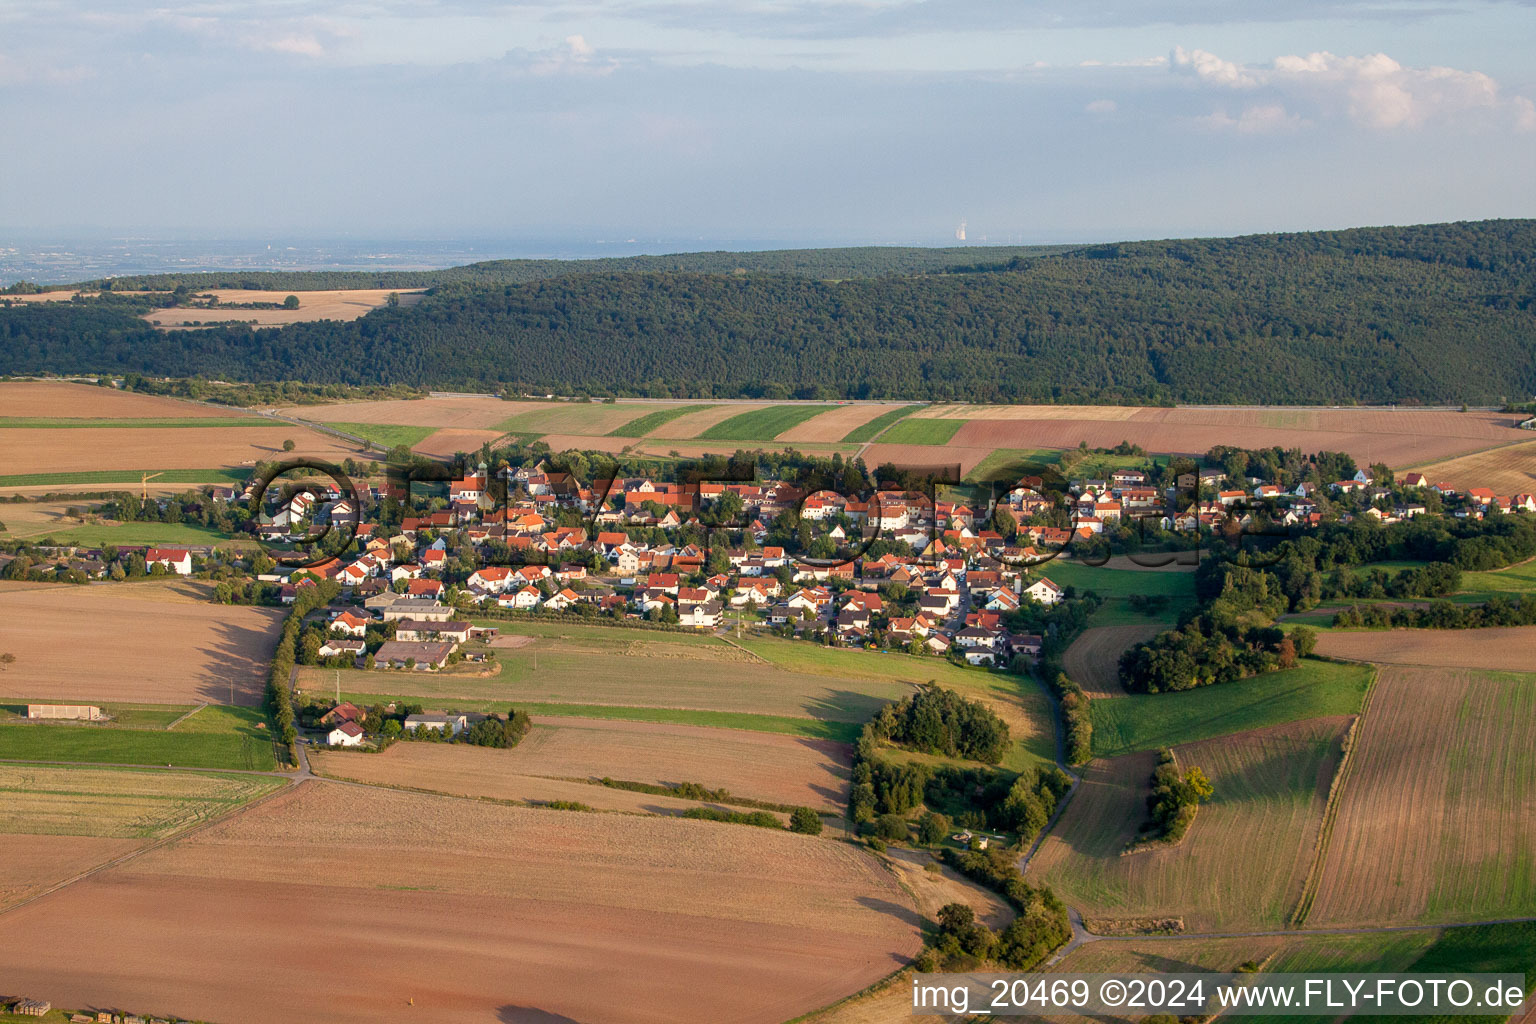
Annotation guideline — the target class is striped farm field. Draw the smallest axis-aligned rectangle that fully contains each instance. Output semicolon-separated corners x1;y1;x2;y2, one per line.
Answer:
411;428;509;458
839;404;922;442
775;404;911;444
1314;625;1536;672
645;403;773;438
1031;717;1350;931
606;404;713;437
0;416;269;428
1306;667;1536;927
323;421;436;449
495;402;684;435
288;396;536;428
696;404;831;441
0;424;368;478
872;418;965;445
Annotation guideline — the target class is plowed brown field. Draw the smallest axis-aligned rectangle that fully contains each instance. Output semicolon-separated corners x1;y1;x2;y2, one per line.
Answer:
1031;718;1350;931
285;396;540;428
0;583;284;705
944;407;1528;468
0;381;232;418
1306;667;1536;926
0;834;141;910
1063;624;1162;697
0;425;368;476
1314;626;1536;671
410;428;508;457
0;781;920;1024
309;716;849;811
860;443;992;475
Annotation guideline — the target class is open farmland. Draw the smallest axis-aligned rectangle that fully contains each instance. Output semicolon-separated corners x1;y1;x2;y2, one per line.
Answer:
1306;667;1536;927
0;834;142;911
496;401;692;435
860;442;994;475
697;404;829;441
285;395;537;428
0;583;283;706
777;404;912;444
1314;625;1536;671
1411;437;1536;493
345;626;914;724
644;402;773;438
1062;623;1163;697
0;765;282;839
0;781;921;1024
918;405;1532;468
0;704;276;770
409;427;508;457
874;417;965;445
0;381;237;419
1031;717;1349;931
140;288;424;328
310;715;850;812
0;423;369;479
1090;659;1373;758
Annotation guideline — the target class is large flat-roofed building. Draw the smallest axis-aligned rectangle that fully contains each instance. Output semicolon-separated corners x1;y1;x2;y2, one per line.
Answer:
26;704;105;721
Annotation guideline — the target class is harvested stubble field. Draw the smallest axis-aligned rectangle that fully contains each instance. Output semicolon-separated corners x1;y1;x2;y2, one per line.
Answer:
141;288;424;328
1314;625;1536;671
0;781;921;1024
1306;667;1536;927
1411;437;1536;494
310;715;850;812
859;442;994;475
644;402;773;438
0;833;141;910
920;405;1530;468
409;427;509;457
1030;718;1351;932
1062;623;1163;697
495;401;688;435
0;583;284;706
776;404;910;444
0;381;234;419
0;423;368;478
0;765;281;839
285;395;544;429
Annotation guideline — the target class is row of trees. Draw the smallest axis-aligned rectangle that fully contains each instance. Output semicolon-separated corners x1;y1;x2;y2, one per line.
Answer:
1142;750;1213;845
1333;595;1536;630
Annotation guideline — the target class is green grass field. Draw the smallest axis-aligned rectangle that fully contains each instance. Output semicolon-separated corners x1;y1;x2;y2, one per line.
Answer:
1090;659;1374;758
0;705;277;771
12;521;237;546
696;405;831;441
0;702;199;730
1042;557;1198;626
606;404;713;437
842;405;922;443
0;468;250;488
0;416;270;429
875;418;965;445
322;421;437;449
332;692;862;742
965;447;1064;482
493;402;666;435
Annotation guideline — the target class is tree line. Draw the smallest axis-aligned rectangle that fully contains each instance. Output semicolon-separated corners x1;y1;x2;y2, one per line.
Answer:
5;220;1536;404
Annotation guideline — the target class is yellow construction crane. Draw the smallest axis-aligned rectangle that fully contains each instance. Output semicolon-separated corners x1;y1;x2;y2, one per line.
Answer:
141;471;163;502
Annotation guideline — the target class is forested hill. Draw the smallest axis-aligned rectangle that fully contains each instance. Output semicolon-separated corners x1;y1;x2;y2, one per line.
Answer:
2;220;1534;404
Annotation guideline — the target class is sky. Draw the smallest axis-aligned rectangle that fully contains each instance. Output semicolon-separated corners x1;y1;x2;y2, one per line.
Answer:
2;0;1534;246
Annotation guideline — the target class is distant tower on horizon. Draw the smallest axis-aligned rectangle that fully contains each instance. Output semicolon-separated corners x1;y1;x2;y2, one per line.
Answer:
955;220;967;242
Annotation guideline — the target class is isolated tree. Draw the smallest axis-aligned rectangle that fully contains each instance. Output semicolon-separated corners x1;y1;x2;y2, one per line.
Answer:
282;438;296;452
789;807;823;835
283;295;300;309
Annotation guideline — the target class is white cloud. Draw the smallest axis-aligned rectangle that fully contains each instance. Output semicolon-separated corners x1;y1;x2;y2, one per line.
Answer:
566;34;595;59
1171;45;1256;88
1085;98;1117;114
261;33;327;58
1172;46;1534;132
1199;103;1306;134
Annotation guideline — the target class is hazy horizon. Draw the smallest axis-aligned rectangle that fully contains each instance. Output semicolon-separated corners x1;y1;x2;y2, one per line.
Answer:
2;0;1533;246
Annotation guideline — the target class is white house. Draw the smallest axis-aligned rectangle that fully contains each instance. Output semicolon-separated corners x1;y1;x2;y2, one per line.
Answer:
326;720;365;747
145;547;193;575
1022;577;1064;606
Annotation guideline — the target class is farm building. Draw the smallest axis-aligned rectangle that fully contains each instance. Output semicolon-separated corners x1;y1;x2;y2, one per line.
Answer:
26;703;105;721
326;720;366;747
404;712;470;735
373;640;455;670
380;600;454;622
11;1000;50;1017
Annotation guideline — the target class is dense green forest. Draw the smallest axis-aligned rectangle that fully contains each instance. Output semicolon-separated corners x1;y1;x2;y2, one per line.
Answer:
11;244;1075;292
2;220;1533;404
